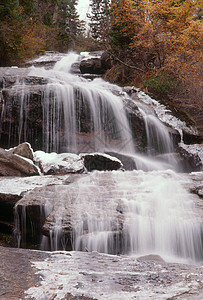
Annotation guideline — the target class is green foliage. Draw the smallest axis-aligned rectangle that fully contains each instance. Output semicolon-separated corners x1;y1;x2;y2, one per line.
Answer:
88;0;111;43
0;0;18;19
109;24;133;50
144;71;180;97
0;0;86;65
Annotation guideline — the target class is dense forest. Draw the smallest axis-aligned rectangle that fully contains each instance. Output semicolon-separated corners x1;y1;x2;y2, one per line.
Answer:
0;0;87;65
0;0;202;125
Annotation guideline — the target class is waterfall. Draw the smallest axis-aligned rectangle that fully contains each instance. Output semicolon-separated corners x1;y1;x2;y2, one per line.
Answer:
7;52;202;263
38;170;203;262
25;52;178;170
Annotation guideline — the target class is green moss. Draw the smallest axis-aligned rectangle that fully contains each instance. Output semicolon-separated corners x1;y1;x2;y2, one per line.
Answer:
144;71;180;97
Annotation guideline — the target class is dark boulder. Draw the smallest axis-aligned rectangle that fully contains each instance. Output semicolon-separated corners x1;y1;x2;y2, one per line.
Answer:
0;193;22;234
80;51;112;75
101;51;112;70
80;58;105;75
81;153;123;171
178;144;202;172
105;151;137;170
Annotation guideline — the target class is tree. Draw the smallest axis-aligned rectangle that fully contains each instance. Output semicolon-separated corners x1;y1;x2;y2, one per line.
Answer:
110;0;202;77
88;0;111;44
0;0;85;64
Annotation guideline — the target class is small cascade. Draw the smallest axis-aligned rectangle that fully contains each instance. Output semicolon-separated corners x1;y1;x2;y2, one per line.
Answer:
17;80;30;144
42;81;135;153
37;170;203;262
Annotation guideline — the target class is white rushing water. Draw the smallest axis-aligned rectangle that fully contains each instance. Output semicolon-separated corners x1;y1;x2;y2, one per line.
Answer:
25;52;183;171
7;52;202;266
29;53;136;155
38;170;203;263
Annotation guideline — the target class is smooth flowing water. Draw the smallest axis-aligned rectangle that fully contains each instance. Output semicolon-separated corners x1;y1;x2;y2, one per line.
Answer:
38;170;202;262
11;52;202;262
26;52;180;170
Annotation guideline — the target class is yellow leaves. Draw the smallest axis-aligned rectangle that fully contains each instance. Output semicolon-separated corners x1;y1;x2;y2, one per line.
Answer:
20;22;46;58
110;0;202;87
111;0;138;31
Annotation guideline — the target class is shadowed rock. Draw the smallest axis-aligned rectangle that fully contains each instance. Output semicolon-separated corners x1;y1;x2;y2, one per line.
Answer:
81;153;123;171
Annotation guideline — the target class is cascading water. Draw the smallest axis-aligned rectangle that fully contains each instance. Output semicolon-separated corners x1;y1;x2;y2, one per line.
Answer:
73;170;202;261
29;54;136;155
9;52;202;263
38;169;203;262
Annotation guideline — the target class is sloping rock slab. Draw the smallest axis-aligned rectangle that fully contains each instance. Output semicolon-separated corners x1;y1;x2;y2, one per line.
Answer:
25;251;203;300
81;153;123;171
0;148;39;176
0;247;202;300
0;246;50;300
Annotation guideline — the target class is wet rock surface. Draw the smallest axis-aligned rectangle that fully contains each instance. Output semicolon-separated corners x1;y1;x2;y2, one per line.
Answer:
178;144;202;172
188;172;203;204
0;246;50;300
25;51;67;69
0;246;202;300
25;250;203;300
11;171;203;255
81;153;123;171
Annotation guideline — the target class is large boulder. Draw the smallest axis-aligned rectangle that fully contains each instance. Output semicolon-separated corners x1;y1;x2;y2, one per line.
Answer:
10;142;34;161
105;151;137;170
80;57;105;75
0;148;40;176
178;143;202;172
80;51;111;75
80;153;123;171
34;151;84;175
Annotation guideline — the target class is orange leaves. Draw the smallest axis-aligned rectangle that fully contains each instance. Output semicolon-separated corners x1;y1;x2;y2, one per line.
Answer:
110;0;203;75
111;0;138;35
19;21;46;58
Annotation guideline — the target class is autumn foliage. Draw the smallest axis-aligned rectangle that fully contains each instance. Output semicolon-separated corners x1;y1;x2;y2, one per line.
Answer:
0;0;83;66
110;0;202;100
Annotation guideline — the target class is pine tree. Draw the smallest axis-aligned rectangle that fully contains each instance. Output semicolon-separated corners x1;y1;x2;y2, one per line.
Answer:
88;0;111;43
